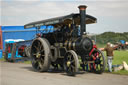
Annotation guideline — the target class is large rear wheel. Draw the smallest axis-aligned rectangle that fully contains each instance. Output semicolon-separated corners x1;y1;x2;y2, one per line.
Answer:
31;38;51;72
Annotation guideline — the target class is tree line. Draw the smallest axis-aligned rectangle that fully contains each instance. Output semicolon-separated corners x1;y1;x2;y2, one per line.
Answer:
93;32;128;44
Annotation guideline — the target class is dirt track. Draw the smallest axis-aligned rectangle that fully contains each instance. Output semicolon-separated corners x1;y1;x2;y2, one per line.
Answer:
0;61;128;85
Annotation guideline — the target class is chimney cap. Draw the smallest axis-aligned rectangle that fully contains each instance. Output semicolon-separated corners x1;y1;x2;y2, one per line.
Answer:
78;5;87;10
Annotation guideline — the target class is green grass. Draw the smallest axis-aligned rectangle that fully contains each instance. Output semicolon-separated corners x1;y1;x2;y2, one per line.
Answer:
97;43;105;48
23;61;31;64
0;56;31;64
103;50;128;75
0;57;4;61
103;50;128;64
113;51;128;64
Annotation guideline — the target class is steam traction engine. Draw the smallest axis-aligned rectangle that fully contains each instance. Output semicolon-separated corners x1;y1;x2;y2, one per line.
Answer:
24;5;105;76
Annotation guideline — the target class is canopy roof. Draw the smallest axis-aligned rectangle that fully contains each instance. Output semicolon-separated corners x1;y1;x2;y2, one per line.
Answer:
24;13;97;29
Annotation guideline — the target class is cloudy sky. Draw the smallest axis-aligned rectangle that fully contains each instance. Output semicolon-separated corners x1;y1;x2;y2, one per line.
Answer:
1;0;128;33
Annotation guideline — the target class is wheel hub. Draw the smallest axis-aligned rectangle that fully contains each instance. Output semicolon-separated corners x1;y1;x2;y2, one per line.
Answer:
67;61;71;67
36;52;41;58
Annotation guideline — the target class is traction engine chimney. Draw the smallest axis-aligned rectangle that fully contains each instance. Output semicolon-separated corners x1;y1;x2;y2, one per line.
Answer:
78;5;87;36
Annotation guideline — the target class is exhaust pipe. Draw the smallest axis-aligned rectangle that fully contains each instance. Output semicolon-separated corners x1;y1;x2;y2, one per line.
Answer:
78;5;87;36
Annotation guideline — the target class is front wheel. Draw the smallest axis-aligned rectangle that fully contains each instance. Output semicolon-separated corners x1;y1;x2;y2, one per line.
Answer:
91;49;105;74
64;50;79;76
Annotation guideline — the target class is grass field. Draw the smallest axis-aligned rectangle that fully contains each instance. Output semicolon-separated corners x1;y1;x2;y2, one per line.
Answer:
0;56;4;61
97;43;106;48
103;50;128;75
103;50;128;64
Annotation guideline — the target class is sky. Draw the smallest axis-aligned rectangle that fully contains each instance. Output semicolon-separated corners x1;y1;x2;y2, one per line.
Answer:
0;0;128;34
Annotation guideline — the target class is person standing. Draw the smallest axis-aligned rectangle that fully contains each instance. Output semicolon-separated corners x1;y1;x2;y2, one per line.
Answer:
104;42;114;72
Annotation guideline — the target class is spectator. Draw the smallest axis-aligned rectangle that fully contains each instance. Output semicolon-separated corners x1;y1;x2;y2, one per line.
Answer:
103;42;114;72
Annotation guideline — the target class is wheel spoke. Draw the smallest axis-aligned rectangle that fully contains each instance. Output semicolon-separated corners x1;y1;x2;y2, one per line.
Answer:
68;65;72;72
38;61;42;68
100;64;103;67
40;46;43;50
32;59;38;64
34;46;39;51
37;65;40;70
32;53;37;56
71;60;75;63
37;41;41;48
69;55;72;61
40;49;44;53
96;64;99;70
71;65;75;71
67;56;70;60
40;57;44;63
